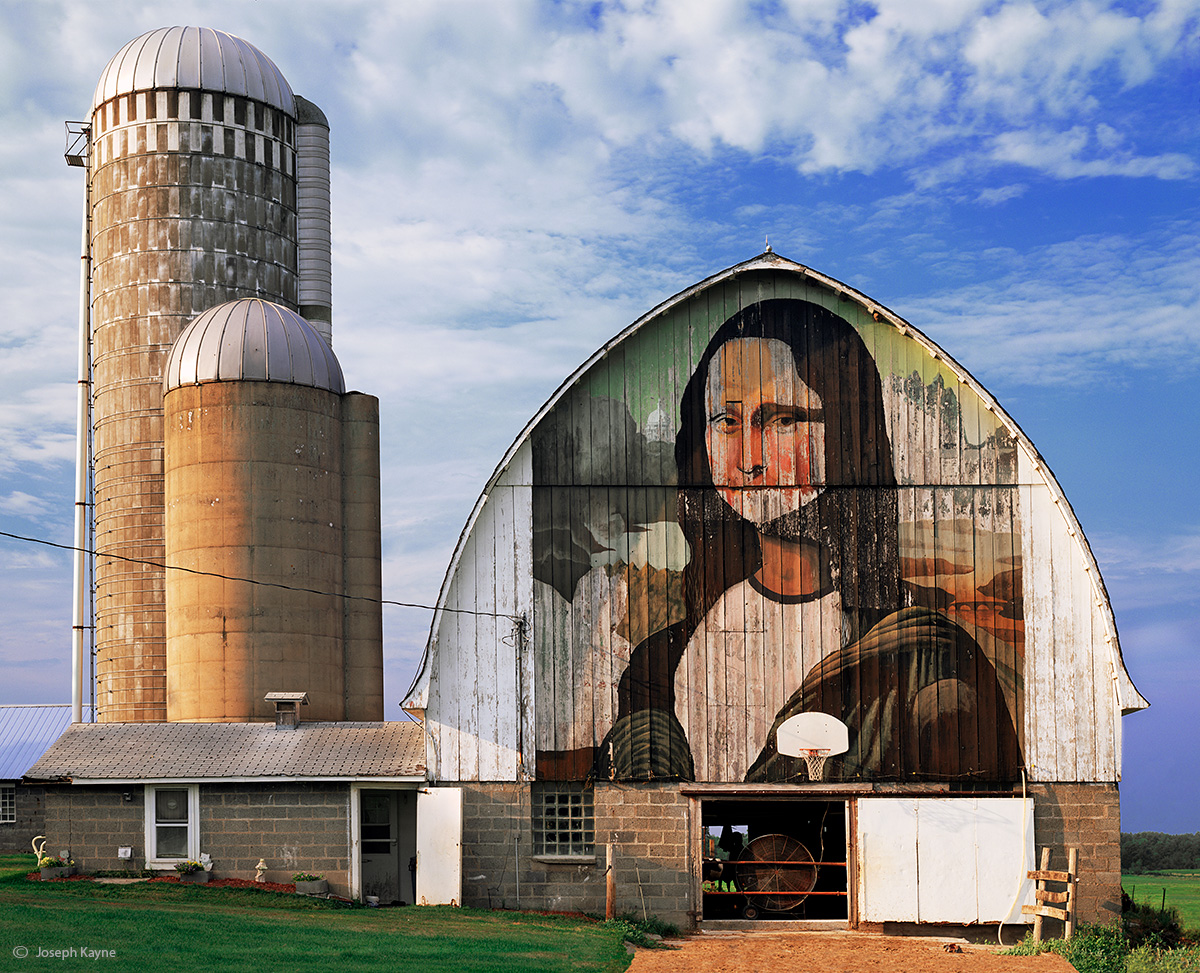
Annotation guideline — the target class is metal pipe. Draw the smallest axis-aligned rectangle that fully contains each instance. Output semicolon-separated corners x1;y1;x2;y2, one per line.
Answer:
71;140;92;724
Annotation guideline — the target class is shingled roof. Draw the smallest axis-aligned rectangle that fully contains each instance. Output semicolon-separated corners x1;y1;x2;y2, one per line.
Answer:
24;721;425;782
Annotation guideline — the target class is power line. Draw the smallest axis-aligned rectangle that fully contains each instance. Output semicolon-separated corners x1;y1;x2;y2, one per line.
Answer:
0;529;517;621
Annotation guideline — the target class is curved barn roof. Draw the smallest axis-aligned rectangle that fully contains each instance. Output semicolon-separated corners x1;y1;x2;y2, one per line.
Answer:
93;26;295;115
164;299;344;394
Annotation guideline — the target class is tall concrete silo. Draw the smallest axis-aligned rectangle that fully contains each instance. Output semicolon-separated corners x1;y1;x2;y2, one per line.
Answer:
162;300;382;723
85;27;332;721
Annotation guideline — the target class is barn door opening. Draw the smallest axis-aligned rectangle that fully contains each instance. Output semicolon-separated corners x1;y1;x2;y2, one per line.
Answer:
701;799;847;921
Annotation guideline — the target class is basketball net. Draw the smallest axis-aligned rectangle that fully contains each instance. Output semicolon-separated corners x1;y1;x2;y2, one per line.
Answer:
802;749;830;782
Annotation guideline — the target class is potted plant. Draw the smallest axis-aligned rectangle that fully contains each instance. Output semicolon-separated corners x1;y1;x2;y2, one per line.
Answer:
39;855;76;880
174;860;210;884
293;872;328;895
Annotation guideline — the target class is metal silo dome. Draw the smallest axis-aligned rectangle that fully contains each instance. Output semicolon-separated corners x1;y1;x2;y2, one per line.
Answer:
165;299;345;393
93;26;296;115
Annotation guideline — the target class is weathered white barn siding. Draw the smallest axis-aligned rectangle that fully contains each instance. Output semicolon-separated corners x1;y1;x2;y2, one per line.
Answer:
418;442;534;782
404;254;1145;784
1017;441;1140;783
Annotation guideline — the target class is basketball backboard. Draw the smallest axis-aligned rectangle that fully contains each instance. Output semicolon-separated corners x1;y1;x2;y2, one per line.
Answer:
776;712;850;758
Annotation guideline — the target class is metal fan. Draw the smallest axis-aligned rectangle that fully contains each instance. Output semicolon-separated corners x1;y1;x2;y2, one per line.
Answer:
734;833;818;919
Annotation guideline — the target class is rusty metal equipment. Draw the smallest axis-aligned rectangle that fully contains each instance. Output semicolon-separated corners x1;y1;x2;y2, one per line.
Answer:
734;833;818;920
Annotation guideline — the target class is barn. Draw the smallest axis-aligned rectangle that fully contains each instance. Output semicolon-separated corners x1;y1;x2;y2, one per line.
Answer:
402;251;1147;931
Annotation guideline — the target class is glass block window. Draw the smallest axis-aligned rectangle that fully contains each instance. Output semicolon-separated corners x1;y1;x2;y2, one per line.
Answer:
533;783;594;856
0;784;15;824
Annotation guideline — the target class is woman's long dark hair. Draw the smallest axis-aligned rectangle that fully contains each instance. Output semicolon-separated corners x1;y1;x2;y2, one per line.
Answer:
675;298;902;637
608;297;906;778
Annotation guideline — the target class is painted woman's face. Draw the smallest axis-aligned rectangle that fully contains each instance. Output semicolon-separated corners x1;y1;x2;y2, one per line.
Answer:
704;337;825;525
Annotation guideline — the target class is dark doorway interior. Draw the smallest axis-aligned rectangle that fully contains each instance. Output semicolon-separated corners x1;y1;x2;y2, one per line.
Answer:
360;789;417;905
701;799;847;921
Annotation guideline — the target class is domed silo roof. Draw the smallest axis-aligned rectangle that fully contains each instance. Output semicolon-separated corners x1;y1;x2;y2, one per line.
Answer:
165;299;344;393
93;26;295;114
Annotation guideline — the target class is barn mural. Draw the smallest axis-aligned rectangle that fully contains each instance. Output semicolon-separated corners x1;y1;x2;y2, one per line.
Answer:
405;253;1144;794
531;283;1024;784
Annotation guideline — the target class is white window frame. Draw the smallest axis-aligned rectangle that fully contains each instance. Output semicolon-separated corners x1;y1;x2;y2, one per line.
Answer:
144;784;200;869
0;783;15;824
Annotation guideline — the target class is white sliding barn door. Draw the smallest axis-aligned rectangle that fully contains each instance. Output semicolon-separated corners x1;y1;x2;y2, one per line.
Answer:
416;787;463;906
857;798;1034;924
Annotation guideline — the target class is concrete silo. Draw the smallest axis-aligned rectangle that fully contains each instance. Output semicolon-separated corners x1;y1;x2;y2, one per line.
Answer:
162;300;382;723
85;27;333;721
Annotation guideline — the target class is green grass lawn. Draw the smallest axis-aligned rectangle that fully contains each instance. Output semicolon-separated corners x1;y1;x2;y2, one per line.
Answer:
1124;870;1200;930
0;855;634;973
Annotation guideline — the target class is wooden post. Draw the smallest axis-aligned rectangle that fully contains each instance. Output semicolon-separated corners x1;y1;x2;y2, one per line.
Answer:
606;843;616;920
1065;848;1078;940
1033;847;1051;942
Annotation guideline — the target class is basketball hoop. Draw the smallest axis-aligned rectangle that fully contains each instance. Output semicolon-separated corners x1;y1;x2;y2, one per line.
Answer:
776;713;849;783
800;748;830;782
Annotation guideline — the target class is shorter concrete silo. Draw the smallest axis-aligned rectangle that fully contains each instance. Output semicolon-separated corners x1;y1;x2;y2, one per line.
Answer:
163;299;383;722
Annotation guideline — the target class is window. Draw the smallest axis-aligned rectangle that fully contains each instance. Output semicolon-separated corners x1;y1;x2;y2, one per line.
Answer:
533;783;594;857
144;784;199;867
0;784;15;824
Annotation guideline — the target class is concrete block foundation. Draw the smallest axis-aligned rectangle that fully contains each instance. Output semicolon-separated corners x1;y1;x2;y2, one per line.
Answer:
460;781;1123;932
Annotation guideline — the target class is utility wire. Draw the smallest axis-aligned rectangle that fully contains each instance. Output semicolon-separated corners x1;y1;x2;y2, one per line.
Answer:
0;529;516;620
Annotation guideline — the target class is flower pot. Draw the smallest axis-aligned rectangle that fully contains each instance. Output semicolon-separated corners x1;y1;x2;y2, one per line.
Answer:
40;866;75;880
179;870;210;883
295;879;329;895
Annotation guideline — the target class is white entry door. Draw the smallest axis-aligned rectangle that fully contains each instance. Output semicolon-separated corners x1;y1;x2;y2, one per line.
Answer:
415;787;463;906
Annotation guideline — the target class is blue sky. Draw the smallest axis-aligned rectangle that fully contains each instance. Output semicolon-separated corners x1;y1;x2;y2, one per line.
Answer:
0;0;1196;833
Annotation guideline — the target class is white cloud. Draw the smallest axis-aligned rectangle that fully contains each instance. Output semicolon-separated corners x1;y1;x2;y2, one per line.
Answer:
1095;529;1200;582
0;492;55;520
991;127;1195;179
976;183;1027;205
900;226;1200;386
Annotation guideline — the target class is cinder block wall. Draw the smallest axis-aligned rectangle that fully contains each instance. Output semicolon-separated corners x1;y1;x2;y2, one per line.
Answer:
1031;782;1122;926
462;782;693;928
460;783;527;910
594;782;693;928
42;785;144;868
201;783;350;893
40;782;351;895
0;784;48;854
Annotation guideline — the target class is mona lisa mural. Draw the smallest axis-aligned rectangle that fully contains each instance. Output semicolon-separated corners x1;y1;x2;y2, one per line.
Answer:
530;274;1025;784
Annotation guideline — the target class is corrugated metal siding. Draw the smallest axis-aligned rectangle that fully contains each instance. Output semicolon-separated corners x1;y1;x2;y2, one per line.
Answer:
408;254;1143;785
0;705;92;780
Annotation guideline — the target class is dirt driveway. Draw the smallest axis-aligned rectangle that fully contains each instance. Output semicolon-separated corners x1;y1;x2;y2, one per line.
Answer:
628;932;1075;973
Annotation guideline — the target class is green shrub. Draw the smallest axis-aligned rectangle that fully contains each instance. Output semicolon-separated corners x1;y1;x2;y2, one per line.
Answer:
621;912;679;938
1068;923;1128;973
1125;889;1186;949
1004;923;1126;973
1127;944;1200;973
601;914;679;949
